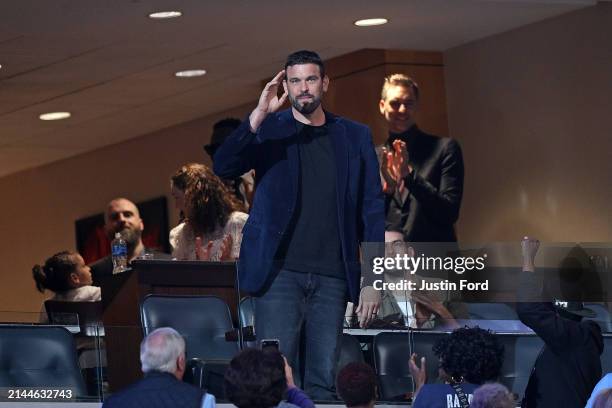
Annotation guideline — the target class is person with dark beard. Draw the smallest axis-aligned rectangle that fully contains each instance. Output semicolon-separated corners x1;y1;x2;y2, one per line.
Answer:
89;198;160;285
214;50;384;400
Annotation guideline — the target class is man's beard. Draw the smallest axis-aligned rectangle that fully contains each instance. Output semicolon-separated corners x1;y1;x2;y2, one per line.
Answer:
289;93;321;115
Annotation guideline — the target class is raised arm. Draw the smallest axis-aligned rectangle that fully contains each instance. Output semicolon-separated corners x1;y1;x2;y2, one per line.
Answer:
516;237;582;353
213;70;288;179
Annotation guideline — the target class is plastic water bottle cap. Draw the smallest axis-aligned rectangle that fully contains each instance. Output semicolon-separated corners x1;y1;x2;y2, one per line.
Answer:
115;233;121;239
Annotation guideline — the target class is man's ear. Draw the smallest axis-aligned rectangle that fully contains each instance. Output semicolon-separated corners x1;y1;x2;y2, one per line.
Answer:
379;99;386;115
175;353;186;380
177;353;186;372
322;75;330;92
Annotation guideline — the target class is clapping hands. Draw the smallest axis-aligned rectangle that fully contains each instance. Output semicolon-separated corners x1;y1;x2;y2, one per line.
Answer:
381;140;412;193
195;234;234;261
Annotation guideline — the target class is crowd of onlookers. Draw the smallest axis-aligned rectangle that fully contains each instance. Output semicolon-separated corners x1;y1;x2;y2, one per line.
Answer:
98;325;612;408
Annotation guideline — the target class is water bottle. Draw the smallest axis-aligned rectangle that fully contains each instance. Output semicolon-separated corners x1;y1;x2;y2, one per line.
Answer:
111;233;128;274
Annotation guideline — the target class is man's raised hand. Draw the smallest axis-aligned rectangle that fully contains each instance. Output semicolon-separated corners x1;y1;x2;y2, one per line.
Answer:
249;70;288;132
521;236;539;272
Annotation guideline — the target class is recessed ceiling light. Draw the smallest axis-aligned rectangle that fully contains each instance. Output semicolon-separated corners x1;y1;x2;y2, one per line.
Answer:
354;18;388;27
148;11;182;19
39;112;71;121
175;69;207;78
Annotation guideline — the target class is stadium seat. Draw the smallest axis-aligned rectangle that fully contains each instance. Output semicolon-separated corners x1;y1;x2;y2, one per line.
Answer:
140;295;239;398
0;325;87;397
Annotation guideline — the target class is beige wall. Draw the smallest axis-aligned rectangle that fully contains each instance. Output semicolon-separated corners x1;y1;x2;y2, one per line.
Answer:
445;3;612;243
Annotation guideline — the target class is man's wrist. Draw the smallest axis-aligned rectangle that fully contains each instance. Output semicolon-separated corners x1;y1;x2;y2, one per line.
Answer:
249;109;267;132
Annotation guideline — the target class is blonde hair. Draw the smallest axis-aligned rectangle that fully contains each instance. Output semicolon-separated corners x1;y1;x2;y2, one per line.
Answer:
381;73;420;101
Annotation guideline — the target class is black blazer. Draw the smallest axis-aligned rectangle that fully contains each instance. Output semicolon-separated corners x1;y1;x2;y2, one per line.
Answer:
378;125;464;242
214;109;385;303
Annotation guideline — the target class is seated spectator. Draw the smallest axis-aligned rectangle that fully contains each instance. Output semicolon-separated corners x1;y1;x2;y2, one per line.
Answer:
517;237;603;408
170;163;247;261
591;388;612;408
336;362;377;408
224;348;314;408
89;197;172;285
471;383;515;408
33;251;100;322
586;374;612;408
409;327;504;408
103;327;215;408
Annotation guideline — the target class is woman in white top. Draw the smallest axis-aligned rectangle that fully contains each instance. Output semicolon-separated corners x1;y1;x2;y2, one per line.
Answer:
170;163;248;261
33;251;101;323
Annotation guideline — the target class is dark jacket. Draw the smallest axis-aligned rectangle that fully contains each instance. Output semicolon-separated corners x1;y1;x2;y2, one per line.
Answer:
102;371;203;408
378;125;464;242
213;109;385;303
516;272;603;408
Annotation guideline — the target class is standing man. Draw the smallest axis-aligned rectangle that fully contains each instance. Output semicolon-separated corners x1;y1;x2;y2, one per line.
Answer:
378;74;464;242
214;50;384;400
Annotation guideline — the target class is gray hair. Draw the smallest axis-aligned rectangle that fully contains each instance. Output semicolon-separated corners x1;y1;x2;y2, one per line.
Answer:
471;383;515;408
140;327;185;374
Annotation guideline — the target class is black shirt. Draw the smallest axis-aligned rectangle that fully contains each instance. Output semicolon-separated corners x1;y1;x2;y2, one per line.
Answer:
277;121;344;279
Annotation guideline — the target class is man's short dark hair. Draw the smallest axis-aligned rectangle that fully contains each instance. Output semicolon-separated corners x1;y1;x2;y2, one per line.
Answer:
285;50;326;77
224;348;286;408
336;362;377;407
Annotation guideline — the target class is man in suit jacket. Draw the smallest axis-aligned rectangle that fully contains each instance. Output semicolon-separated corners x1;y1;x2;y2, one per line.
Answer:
378;74;464;242
214;50;384;400
103;327;214;408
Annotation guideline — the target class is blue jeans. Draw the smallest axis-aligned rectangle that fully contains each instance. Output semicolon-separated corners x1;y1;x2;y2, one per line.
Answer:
255;269;347;401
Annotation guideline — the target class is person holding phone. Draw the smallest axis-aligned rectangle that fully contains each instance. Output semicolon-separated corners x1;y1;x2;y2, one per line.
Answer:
214;50;384;400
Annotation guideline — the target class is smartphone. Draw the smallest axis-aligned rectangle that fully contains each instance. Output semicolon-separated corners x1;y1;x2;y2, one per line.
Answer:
260;338;280;352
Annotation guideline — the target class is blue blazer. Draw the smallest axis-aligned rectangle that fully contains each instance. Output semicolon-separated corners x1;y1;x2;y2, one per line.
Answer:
214;109;384;303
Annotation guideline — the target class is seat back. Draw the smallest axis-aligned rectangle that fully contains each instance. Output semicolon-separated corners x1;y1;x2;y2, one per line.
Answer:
45;300;104;336
497;333;543;400
0;325;87;396
140;295;239;361
238;296;257;348
336;333;364;374
239;297;255;328
373;331;449;400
